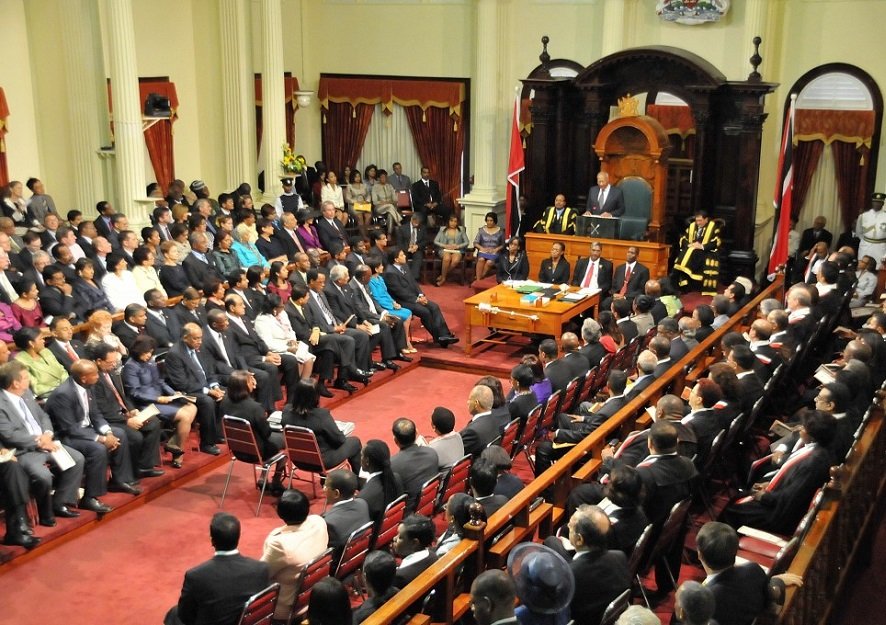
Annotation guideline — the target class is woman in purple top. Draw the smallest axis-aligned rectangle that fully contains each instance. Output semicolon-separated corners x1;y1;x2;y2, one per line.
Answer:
295;208;323;251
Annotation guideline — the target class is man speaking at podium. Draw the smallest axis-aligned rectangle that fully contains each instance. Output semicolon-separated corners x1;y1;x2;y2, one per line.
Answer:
585;172;625;218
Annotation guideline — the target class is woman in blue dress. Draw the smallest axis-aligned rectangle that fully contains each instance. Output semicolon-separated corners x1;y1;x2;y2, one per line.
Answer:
231;223;269;269
366;256;417;353
121;335;197;468
473;211;505;282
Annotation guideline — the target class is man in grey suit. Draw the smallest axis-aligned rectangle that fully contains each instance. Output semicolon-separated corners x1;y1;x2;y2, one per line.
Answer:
0;361;85;526
322;469;371;557
459;385;501;458
390;417;440;513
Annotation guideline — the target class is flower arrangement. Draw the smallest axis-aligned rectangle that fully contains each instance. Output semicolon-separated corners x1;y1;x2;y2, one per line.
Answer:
281;143;304;175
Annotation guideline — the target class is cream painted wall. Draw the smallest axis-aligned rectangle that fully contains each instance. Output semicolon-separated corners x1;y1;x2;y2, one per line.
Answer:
5;0;886;257
0;0;43;186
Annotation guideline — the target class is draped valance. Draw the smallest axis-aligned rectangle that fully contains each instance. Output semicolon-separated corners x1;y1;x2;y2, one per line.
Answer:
794;109;875;148
0;87;9;152
254;75;300;106
318;77;464;119
646;104;695;138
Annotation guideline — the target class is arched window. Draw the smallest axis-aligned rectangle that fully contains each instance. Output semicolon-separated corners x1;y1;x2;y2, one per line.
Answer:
787;64;882;237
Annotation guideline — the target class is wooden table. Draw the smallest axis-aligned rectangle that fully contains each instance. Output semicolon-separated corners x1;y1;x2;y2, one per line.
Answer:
524;232;671;281
463;284;600;355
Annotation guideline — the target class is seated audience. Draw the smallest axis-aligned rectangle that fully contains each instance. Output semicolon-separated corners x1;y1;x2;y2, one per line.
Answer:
436;492;476;556
261;489;328;623
470;570;518;625
46;317;86;374
11;279;44;328
470;459;508;518
480;445;524;499
357;438;403;526
102;252;144;310
321;468;371;555
306;577;353;625
164;512;269;625
390;417;440;512
132;245;166;298
84;309;128;357
72;257;114;319
459;385;501;458
507;364;539;429
0;360;85;529
507;543;573;625
112;303;148;352
253;294;316;381
674;581;716;625
121;335;199;466
354;550;399;624
393;514;439;588
473;212;505;282
13;327;67;399
428;406;465;470
435;214;471;286
282;379;362;473
46;360;140;510
538;240;571;283
366;256;416;353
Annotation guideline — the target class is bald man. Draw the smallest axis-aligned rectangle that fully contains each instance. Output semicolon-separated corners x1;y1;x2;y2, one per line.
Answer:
45;359;139;513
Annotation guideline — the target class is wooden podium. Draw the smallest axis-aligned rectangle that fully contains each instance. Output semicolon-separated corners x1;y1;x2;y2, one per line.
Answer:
524;232;670;281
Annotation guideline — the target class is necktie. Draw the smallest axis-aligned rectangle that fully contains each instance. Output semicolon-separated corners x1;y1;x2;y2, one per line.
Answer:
151;310;167;326
65;342;79;362
424;180;429;188
410;227;416;246
358;283;378;314
189;349;208;385
18;397;42;436
315;293;335;324
581;261;596;288
598;189;605;208
214;333;232;367
104;373;127;411
620;265;632;296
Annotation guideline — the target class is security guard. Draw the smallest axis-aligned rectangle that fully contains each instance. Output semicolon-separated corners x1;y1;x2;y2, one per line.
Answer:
856;192;886;269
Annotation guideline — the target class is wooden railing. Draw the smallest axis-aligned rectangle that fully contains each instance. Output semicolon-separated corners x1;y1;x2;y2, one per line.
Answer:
364;275;786;625
776;398;886;625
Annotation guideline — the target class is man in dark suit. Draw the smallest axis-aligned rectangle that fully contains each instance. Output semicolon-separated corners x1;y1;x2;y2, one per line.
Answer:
93;200;116;239
585;171;626;217
349;264;410;363
316;201;350;253
578;318;607;369
561;332;590;381
649;336;673;378
603;246;650;310
724;410;834;535
729;344;765;416
0;249;22;305
275;212;306;260
390;418;440;512
172;288;207;328
393;514;439;588
0;361;85;526
203;309;277;409
696;522;800;625
304;269;373;384
165;512;270;625
410;166;446;224
45;360;139;511
459;385;501;458
564;505;631;625
470;460;508;517
324;265;390;371
182;232;223;292
322;469;371;556
283;287;346;396
682;379;724;467
613;298;639;344
76;220;98;259
396;213;427;281
571;241;613;297
145;289;180;351
624;350;658;402
112;303;148;353
47;317;88;373
658;317;689;361
288;252;311;292
90;341;163;479
383;247;458;347
539;339;570;393
39;266;76;320
224;293;300;406
163;323;226;455
747;319;782;381
797;215;833;261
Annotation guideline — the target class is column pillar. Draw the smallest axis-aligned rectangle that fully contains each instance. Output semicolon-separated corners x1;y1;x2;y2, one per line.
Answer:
219;0;256;192
460;0;505;234
260;0;286;203
105;0;151;228
600;0;626;57
60;0;108;215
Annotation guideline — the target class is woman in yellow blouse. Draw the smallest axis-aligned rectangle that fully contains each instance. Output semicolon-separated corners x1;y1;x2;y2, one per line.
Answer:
13;326;68;398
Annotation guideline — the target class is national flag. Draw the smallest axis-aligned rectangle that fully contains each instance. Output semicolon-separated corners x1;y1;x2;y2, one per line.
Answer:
505;91;525;238
768;98;795;276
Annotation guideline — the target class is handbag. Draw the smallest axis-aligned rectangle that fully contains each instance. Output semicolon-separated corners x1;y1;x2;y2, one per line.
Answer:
353;201;372;213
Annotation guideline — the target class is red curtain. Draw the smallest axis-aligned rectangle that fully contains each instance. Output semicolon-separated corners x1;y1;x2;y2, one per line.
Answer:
321;102;374;174
255;75;298;156
831;140;871;229
404;105;465;216
791;140;825;220
107;79;178;191
0;88;8;187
